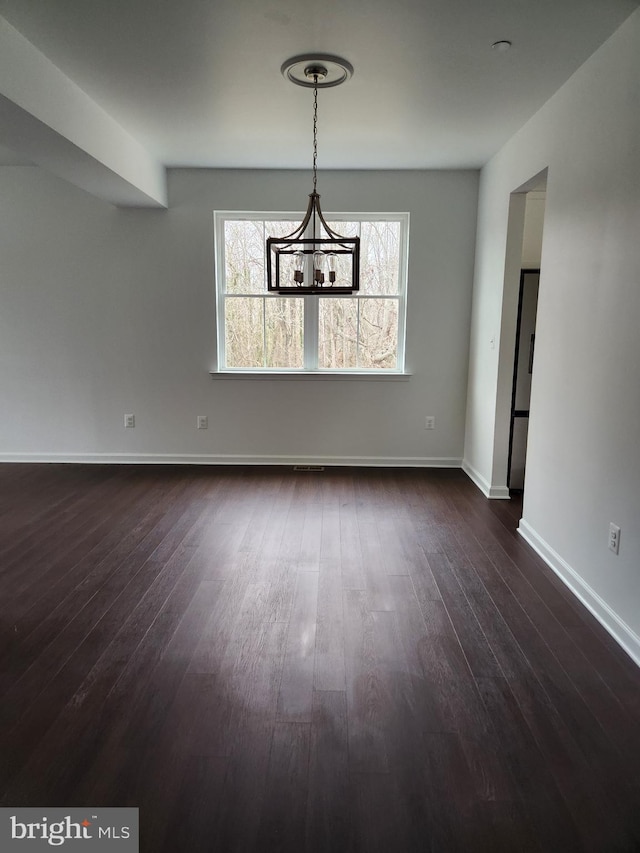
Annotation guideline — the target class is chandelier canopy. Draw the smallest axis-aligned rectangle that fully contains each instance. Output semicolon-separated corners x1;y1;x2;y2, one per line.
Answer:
266;55;359;294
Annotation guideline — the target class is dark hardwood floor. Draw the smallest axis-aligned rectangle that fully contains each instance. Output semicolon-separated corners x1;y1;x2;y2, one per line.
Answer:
1;464;639;852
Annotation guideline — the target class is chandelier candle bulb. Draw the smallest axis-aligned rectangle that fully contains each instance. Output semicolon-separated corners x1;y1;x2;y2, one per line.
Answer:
313;251;325;284
327;252;337;283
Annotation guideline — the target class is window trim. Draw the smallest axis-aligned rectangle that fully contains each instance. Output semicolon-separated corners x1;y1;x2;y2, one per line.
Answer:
213;210;410;375
210;370;412;380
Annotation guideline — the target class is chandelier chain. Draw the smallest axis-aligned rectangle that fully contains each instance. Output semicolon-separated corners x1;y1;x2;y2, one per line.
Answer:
312;75;318;193
267;57;359;293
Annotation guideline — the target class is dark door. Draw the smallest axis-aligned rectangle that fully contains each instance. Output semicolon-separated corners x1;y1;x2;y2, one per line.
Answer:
507;269;540;491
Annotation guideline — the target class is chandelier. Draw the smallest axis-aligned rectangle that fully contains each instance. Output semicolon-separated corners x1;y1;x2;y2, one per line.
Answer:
267;55;360;294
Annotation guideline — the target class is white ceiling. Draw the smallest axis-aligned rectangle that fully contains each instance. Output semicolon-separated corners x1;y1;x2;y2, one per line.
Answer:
0;0;637;202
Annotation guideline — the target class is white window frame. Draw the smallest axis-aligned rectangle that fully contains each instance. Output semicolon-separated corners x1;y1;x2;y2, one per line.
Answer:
213;210;409;375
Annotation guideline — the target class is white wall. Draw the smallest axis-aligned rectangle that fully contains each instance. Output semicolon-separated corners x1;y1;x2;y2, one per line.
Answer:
0;167;478;466
464;10;640;661
0;16;167;207
522;192;546;269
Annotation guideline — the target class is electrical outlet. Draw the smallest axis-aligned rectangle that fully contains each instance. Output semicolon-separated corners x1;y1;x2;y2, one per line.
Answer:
124;414;135;428
197;415;208;430
608;522;621;555
425;416;435;430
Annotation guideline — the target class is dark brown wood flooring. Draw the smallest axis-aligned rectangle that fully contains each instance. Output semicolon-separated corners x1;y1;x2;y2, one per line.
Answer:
1;464;639;852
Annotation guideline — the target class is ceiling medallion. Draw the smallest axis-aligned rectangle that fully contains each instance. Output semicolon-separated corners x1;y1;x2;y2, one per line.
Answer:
281;54;354;88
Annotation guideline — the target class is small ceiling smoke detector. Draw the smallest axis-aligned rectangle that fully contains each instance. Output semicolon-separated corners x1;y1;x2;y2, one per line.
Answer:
492;40;512;52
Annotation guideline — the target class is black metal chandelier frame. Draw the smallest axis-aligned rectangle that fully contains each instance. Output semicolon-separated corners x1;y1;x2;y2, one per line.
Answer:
266;57;360;295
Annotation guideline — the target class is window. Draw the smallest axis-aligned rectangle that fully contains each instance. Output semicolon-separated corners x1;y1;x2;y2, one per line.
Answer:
214;212;409;372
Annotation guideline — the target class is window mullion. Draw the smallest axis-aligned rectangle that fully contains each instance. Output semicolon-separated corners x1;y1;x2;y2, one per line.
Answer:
302;220;318;369
262;296;267;368
304;295;318;369
355;296;361;369
262;221;267;368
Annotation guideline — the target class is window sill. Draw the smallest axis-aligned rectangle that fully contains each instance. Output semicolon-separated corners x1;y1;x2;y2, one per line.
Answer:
210;370;411;381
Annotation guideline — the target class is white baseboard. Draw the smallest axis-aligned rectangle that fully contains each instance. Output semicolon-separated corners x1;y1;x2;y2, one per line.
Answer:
519;519;640;669
0;452;463;468
461;459;510;499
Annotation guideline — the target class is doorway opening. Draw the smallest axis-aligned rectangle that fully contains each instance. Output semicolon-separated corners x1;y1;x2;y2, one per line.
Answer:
506;188;546;494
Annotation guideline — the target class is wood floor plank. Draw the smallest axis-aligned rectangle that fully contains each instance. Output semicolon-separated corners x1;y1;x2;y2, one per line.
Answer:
210;721;273;853
158;755;229;853
339;508;365;590
475;676;593;852
314;560;346;691
306;690;350;851
276;571;319;722
0;477;213;716
0;466;130;570
504;674;640;852
428;551;504;678
210;620;288;852
1;535;208;804
450;479;591;628
74;580;229;818
1;464;639;852
299;508;323;572
452;520;640;783
342;588;389;774
0;472;182;617
319;506;341;562
357;519;395;611
567;624;640;715
436;525;539;679
255;721;311;852
351;771;418;853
